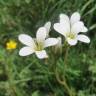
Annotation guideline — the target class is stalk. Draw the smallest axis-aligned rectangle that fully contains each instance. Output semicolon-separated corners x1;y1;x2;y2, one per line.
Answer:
55;44;76;96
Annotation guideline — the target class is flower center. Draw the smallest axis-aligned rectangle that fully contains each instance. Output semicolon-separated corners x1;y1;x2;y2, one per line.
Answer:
35;42;44;51
66;32;76;39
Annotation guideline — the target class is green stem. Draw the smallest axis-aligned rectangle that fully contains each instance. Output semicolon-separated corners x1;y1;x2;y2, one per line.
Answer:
63;45;70;82
55;44;76;96
55;67;72;96
4;57;17;96
64;45;70;68
8;82;17;96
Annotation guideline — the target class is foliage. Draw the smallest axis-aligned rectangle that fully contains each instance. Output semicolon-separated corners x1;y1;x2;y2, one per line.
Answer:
0;0;96;96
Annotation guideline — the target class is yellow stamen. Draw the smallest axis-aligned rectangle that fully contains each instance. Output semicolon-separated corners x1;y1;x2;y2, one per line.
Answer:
35;42;44;51
66;32;76;39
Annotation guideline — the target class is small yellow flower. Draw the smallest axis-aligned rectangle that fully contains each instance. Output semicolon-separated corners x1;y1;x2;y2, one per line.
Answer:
6;40;17;50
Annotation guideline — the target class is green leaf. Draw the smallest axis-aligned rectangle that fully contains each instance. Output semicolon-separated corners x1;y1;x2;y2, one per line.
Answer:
25;0;31;4
32;91;39;96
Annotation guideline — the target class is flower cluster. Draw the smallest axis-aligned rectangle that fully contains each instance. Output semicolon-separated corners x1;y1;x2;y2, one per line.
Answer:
18;12;90;59
54;12;90;45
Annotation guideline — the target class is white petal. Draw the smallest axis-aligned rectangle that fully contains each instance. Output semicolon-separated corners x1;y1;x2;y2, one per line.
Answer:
56;37;62;47
77;35;90;43
60;13;69;23
44;38;58;48
54;23;70;36
19;47;35;56
35;50;48;59
81;26;88;32
18;34;35;47
71;21;84;33
70;12;81;24
36;27;47;42
67;38;77;46
59;14;70;31
44;21;51;35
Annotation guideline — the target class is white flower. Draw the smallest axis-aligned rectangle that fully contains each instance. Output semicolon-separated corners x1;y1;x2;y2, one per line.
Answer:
18;27;58;59
44;21;51;38
54;12;90;46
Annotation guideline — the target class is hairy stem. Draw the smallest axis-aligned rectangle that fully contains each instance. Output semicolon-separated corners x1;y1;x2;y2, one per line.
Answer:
55;67;72;96
55;45;76;96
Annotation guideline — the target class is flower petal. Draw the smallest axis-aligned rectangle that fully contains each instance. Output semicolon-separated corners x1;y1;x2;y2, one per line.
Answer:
19;47;35;56
35;50;48;59
70;12;81;24
54;23;70;36
44;38;58;48
81;26;88;32
59;14;70;31
77;35;90;43
71;21;84;33
36;27;47;42
44;21;51;34
60;13;69;23
67;38;77;46
18;34;35;47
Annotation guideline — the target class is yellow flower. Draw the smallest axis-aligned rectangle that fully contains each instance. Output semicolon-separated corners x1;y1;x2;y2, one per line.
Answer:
6;40;17;50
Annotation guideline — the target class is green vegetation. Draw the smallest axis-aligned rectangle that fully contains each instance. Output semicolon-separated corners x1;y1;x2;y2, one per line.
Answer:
0;0;96;96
